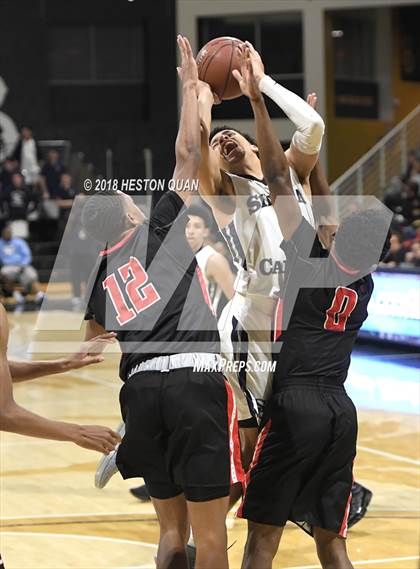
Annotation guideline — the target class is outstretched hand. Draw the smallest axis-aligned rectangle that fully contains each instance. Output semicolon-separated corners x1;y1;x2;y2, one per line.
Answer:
74;424;121;454
66;332;117;370
243;41;265;82
176;35;198;88
232;46;263;103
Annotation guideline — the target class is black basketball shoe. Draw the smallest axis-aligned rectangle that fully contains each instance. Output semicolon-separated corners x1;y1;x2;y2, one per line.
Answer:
348;482;373;528
129;484;151;502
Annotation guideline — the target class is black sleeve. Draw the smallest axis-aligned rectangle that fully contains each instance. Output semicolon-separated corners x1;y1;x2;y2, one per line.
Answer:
84;304;94;321
84;284;96;321
149;191;186;235
281;218;354;292
282;218;318;258
83;261;103;323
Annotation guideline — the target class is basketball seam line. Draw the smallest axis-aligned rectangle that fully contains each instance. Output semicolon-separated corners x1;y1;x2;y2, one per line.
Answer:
201;42;233;85
199;41;238;98
220;39;235;101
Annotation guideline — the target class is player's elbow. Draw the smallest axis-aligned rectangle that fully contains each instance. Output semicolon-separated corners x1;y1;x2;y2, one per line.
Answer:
0;403;18;432
309;114;325;140
307;113;325;143
293;114;325;155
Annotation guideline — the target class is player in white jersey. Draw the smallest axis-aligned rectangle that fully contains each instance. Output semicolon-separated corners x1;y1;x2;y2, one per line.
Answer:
198;42;325;469
186;204;235;316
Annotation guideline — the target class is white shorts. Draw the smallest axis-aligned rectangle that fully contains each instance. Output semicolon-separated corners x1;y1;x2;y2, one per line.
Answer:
218;293;277;424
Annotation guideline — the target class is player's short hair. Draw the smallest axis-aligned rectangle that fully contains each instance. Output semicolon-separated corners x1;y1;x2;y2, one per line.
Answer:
209;125;257;147
334;208;391;271
81;191;127;245
187;204;212;228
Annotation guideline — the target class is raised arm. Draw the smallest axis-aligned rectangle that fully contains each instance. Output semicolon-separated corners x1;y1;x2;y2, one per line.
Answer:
233;48;301;240
0;305;120;452
172;36;201;205
245;42;324;182
206;252;235;300
306;93;338;249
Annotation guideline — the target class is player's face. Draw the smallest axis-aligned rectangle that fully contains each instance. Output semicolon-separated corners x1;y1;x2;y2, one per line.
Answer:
185;215;209;253
210;129;258;170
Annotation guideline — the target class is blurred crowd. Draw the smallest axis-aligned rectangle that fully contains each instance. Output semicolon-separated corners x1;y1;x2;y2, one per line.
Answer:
0;125;79;308
0;126;78;239
0;124;418;310
382;148;420;268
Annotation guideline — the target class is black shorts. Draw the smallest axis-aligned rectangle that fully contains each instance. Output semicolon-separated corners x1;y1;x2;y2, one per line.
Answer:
238;378;357;537
116;367;244;502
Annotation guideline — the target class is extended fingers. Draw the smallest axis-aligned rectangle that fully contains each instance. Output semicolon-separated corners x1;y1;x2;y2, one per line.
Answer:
183;36;194;60
177;35;187;63
84;356;105;365
232;69;242;82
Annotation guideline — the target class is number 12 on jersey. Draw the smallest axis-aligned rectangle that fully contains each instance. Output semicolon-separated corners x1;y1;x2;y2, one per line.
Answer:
102;256;161;326
324;286;358;332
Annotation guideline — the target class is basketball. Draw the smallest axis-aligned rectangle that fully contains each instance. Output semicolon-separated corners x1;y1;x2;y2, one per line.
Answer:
196;36;244;100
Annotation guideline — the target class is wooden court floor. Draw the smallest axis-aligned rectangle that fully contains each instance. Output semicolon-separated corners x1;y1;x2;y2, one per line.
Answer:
1;312;419;569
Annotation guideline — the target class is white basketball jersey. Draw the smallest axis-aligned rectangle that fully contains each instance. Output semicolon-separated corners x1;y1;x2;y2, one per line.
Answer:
220;168;315;298
195;244;223;314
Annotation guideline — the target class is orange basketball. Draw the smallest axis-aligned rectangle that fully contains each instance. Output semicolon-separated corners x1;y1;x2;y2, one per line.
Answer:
196;36;244;100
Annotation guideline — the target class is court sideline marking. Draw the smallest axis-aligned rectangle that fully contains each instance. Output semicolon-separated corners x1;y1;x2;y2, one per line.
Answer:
357;445;420;466
2;531;418;569
1;511;156;522
1;531;157;548
283;556;420;568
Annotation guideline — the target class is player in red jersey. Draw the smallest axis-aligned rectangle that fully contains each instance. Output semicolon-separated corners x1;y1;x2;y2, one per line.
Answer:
234;46;390;569
82;37;242;569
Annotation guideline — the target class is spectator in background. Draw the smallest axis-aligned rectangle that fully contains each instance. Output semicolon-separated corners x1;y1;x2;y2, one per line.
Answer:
403;149;418;182
56;173;78;205
410;155;420;187
40;149;66;199
0;173;38;237
0;158;18;192
0;224;44;305
384;232;407;266
401;181;420;224
405;240;420;268
9;126;42;187
55;173;78;235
